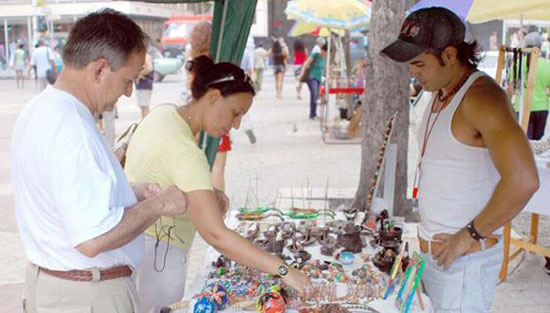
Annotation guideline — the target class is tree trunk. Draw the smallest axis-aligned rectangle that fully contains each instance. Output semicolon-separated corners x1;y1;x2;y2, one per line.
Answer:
350;0;411;218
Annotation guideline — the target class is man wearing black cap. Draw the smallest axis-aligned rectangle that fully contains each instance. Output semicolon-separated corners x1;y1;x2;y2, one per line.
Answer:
381;7;539;312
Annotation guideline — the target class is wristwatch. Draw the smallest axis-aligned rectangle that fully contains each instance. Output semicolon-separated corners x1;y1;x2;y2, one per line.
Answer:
277;264;289;277
466;220;485;241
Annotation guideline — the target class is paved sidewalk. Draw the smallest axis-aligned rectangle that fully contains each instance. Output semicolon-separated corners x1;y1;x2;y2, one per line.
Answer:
0;71;549;312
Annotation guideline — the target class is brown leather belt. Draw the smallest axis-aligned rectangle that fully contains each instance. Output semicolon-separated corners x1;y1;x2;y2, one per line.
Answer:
39;265;132;282
419;237;499;256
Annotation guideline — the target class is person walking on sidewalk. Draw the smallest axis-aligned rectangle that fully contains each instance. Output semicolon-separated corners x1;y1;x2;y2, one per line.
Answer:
14;43;29;89
253;43;268;92
28;40;55;90
270;39;288;99
381;7;539;312
135;42;155;119
507;32;550;140
293;39;307;99
240;36;257;144
299;44;327;120
11;9;188;313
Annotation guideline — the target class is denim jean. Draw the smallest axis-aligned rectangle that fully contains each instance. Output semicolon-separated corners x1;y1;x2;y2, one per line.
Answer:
306;77;320;118
420;241;503;313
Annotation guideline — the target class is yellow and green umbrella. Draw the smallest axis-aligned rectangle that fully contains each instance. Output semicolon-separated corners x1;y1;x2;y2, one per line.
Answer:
288;21;345;37
285;0;371;31
410;0;550;23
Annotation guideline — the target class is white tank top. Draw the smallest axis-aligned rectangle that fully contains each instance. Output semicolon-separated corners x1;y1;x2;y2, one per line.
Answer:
417;71;501;240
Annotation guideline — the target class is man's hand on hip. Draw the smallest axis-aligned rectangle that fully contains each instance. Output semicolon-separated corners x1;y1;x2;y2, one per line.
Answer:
432;228;477;270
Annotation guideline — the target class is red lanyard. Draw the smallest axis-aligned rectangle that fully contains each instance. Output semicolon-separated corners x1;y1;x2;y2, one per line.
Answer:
412;69;475;200
412;96;446;199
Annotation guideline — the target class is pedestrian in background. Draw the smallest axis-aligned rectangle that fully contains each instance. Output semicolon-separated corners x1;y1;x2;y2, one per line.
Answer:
299;44;327;120
28;40;55;90
253;43;267;92
507;32;550;140
293;38;307;99
14;43;28;89
270;38;288;99
135;41;155;119
240;36;257;144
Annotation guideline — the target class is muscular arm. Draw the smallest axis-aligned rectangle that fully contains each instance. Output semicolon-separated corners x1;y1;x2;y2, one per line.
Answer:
464;79;539;236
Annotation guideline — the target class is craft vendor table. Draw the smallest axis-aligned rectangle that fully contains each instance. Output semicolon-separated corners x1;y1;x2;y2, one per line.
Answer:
500;157;550;280
178;206;432;313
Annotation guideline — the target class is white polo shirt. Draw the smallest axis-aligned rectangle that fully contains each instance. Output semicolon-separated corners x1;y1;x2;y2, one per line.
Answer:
29;46;53;78
11;86;143;270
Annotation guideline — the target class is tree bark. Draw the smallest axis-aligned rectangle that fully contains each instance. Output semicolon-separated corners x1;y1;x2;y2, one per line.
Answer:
351;0;411;217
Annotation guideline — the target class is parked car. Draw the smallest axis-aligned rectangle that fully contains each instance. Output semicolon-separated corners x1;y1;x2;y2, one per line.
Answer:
152;49;184;82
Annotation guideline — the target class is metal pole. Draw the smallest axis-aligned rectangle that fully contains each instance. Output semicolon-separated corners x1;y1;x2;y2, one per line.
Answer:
501;20;506;47
3;18;8;66
73;0;77;22
520;14;524;48
325;33;331;104
32;0;38;47
27;16;33;53
49;19;54;49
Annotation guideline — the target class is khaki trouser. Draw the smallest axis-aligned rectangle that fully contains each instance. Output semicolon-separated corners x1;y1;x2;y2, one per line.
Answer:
253;68;264;91
24;263;140;313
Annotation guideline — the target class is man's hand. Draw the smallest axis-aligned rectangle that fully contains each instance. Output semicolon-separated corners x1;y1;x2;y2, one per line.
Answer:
432;228;477;270
214;189;230;217
154;185;188;216
132;182;162;201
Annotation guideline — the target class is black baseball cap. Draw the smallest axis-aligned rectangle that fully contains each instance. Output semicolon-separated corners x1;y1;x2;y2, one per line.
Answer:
380;7;465;63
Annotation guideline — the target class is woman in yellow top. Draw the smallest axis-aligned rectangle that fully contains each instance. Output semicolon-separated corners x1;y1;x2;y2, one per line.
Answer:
124;55;312;312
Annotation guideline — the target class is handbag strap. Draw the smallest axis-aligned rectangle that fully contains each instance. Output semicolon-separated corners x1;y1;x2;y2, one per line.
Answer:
117;103;179;145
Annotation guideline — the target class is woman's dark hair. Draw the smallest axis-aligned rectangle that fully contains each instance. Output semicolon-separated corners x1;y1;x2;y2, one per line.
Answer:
427;40;481;68
187;55;256;99
272;40;282;55
293;39;305;52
